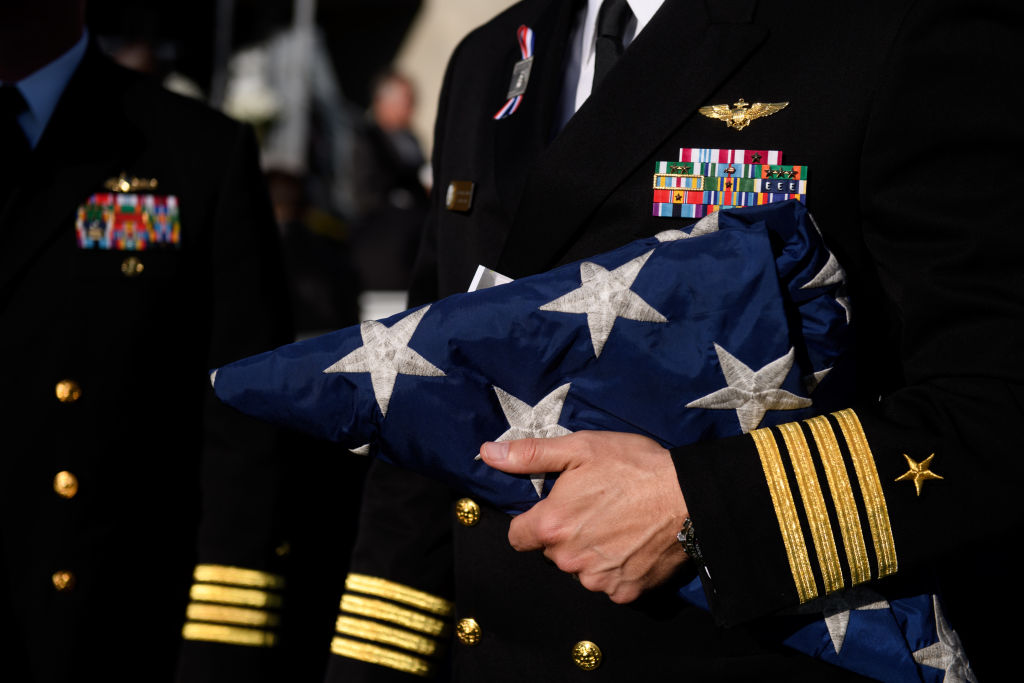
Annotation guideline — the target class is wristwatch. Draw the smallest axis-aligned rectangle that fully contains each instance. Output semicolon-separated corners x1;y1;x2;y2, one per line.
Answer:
676;517;704;565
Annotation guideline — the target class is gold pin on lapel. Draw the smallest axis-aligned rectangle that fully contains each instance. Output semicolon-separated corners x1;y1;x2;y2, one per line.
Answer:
445;180;475;212
895;453;943;496
103;172;159;193
698;98;788;131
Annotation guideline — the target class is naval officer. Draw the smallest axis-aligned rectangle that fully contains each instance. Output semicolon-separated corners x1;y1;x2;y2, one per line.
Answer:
324;0;1018;679
0;1;319;680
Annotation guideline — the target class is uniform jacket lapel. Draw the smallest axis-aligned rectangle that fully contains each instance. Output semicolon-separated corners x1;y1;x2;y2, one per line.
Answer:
498;0;766;277
0;46;143;297
492;0;579;220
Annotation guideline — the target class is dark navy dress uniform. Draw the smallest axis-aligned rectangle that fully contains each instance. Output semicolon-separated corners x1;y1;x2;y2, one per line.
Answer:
0;43;312;682
324;0;1020;680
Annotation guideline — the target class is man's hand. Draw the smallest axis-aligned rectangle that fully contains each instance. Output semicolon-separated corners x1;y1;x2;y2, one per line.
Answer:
479;431;688;604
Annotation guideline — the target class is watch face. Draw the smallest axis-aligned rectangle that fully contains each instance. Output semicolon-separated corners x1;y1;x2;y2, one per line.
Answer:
679;518;703;564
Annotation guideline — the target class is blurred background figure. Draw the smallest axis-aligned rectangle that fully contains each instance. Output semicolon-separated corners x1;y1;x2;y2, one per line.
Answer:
104;35;205;100
350;70;430;320
221;0;364;336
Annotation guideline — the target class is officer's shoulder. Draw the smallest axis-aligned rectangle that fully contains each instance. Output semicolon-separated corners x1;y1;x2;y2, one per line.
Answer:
105;59;248;147
454;0;543;58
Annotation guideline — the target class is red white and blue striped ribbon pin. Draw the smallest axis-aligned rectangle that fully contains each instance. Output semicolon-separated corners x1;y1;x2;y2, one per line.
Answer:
493;25;535;120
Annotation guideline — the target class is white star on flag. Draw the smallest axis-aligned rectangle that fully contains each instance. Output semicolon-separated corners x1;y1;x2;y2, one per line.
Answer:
818;588;890;654
913;595;977;683
323;306;445;417
836;288;852;324
486;383;573;497
801;251;845;289
800;250;851;324
655;212;720;243
539;250;668;357
686;344;812;433
803;367;832;394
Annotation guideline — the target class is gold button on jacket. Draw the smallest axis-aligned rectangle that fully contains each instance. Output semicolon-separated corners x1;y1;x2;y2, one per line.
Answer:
454;498;481;526
572;640;602;671
52;570;76;592
54;379;82;403
53;471;79;499
455;618;481;645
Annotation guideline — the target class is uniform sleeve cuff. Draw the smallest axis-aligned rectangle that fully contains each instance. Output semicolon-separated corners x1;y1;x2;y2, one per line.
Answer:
671;432;798;625
672;410;902;626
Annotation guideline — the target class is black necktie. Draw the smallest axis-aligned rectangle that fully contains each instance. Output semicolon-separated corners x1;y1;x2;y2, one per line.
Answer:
593;0;635;89
0;84;31;209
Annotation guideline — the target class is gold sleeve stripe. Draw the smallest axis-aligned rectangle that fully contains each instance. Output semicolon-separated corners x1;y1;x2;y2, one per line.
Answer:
193;564;285;590
833;409;898;578
182;622;277;647
805;415;871;585
190;584;283;609
336;616;438;656
330;636;432;677
751;427;817;603
186;603;280;628
341;594;448;637
345;574;454;616
778;422;844;595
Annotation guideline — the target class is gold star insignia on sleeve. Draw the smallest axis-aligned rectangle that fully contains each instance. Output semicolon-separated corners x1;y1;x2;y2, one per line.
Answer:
895;453;943;496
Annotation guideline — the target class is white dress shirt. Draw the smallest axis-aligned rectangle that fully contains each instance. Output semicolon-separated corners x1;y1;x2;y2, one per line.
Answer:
555;0;664;131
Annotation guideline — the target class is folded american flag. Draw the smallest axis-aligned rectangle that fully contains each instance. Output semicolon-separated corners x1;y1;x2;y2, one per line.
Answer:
212;201;851;511
211;200;966;682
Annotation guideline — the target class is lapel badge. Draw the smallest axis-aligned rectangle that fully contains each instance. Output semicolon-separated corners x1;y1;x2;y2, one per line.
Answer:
104;172;159;193
494;25;535;120
895;453;943;496
445;180;475;212
698;98;788;130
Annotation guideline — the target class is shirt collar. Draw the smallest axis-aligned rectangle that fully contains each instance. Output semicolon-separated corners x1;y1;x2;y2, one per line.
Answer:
10;28;89;148
626;0;664;32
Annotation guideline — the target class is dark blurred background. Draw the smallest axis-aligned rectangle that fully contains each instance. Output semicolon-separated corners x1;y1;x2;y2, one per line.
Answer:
87;0;421;110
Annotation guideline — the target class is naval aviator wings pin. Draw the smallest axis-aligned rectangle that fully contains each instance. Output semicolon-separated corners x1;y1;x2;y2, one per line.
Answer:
699;98;788;130
651;148;809;218
493;25;535;120
103;171;159;193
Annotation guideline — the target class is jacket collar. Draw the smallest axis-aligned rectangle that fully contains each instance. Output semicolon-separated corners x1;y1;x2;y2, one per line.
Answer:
1;44;144;297
497;0;765;277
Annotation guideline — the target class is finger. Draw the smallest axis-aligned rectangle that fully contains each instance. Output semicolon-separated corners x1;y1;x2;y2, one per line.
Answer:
479;434;578;475
607;585;642;605
507;507;545;552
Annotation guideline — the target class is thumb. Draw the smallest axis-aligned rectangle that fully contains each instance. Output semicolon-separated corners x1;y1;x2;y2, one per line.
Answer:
479;436;576;474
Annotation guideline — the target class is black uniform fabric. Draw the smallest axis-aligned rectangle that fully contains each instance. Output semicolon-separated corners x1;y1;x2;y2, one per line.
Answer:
329;0;1020;680
0;48;301;682
350;124;429;291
